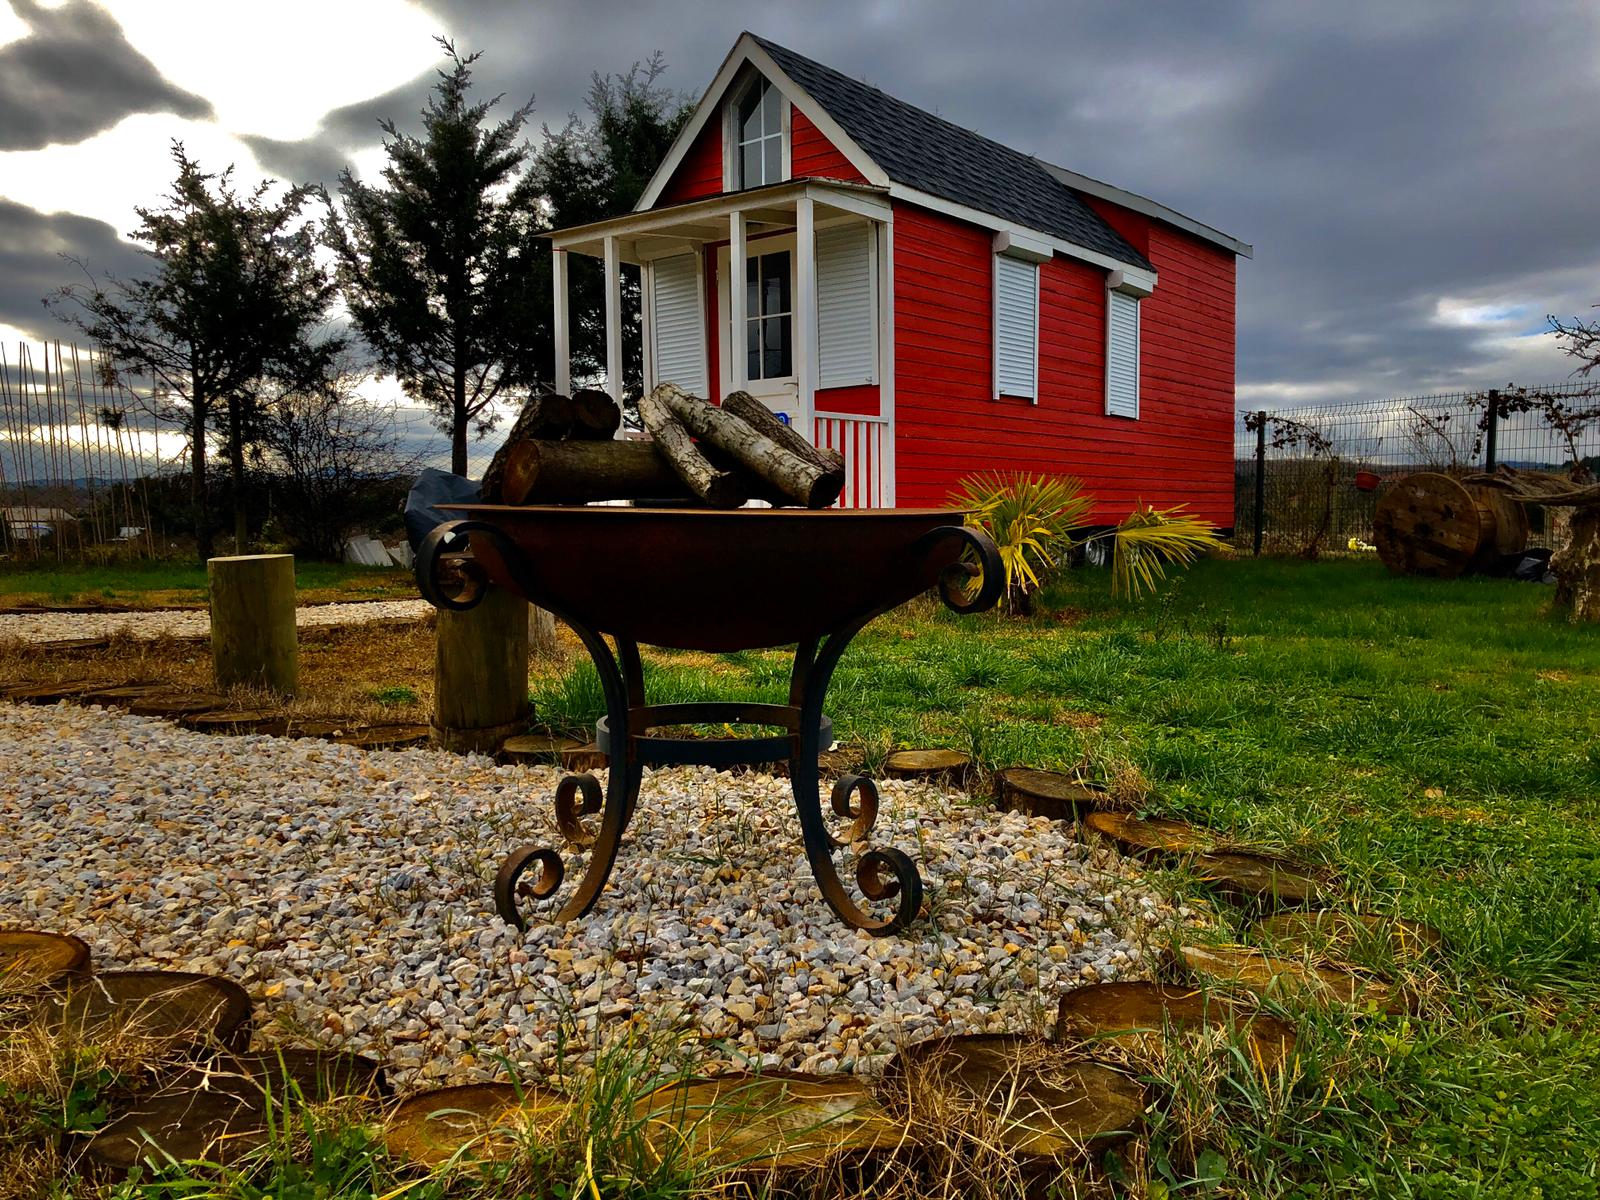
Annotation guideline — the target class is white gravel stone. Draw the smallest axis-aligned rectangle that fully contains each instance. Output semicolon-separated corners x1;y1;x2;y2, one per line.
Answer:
0;700;1168;1088
0;599;432;644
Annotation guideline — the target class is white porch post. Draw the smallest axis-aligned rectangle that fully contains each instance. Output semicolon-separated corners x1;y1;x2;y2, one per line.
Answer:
794;194;816;435
603;235;623;401
729;209;747;392
552;247;570;395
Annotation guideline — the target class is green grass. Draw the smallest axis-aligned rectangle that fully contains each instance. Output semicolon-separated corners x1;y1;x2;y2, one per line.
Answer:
12;557;1600;1197
554;557;1600;1196
0;560;414;609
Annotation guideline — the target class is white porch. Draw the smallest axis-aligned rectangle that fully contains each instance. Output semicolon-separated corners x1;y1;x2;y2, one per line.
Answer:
549;179;896;507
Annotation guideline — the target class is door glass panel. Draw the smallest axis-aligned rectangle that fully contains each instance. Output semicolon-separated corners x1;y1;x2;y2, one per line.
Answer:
763;316;792;378
762;253;790;317
746;318;761;381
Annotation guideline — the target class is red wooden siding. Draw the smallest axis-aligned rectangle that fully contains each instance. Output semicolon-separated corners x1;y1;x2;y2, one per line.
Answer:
892;200;1236;527
814;384;879;416
659;121;724;205
790;109;865;182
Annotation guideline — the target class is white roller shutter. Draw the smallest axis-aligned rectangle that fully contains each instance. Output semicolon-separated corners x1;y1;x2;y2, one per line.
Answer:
994;253;1038;399
816;223;876;388
650;253;706;395
1105;288;1140;419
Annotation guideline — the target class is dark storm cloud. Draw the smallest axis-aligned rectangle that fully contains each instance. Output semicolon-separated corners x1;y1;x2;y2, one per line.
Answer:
8;0;1599;408
0;0;212;151
0;198;147;338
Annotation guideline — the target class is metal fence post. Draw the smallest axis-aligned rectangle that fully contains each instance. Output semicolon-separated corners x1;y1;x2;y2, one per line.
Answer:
1483;389;1499;471
1253;411;1267;557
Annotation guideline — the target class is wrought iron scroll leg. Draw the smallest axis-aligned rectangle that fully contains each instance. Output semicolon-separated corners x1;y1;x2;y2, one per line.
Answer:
788;624;923;935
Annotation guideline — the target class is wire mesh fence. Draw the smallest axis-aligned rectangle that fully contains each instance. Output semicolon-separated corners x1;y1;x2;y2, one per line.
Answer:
1234;381;1600;556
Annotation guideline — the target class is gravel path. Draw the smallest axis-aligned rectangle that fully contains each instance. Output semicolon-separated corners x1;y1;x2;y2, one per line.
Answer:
0;599;432;643
0;701;1168;1089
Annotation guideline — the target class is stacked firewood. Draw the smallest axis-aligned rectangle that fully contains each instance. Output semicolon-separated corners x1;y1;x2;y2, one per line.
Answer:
481;383;845;509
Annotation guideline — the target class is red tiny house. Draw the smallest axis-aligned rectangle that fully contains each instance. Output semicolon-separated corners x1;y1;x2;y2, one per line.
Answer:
549;32;1249;528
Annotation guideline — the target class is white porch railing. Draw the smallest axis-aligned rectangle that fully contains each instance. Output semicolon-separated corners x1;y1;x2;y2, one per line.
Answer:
813;413;889;509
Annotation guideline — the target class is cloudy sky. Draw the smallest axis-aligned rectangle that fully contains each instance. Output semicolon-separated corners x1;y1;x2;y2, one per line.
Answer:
3;0;1598;437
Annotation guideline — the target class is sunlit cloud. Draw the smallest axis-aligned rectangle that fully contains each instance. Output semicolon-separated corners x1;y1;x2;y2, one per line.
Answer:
0;2;26;51
100;0;445;142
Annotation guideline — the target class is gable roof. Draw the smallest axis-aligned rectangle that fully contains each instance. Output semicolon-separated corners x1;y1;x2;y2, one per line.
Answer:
748;35;1151;271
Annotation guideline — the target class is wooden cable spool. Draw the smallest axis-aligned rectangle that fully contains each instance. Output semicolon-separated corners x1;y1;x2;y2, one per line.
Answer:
1373;472;1529;578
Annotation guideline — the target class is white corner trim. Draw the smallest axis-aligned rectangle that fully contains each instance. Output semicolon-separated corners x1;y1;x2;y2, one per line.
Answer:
1107;269;1154;298
993;229;1052;263
890;183;1157;292
635;34;888;213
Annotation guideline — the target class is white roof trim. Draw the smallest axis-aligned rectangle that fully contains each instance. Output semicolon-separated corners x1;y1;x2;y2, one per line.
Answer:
888;184;1158;292
1039;161;1253;259
634;32;888;213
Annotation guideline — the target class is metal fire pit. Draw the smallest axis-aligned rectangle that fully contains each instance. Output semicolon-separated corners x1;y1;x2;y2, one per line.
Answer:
416;505;1002;936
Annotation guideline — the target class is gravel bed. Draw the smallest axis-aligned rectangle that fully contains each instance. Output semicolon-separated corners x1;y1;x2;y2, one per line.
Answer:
0;701;1169;1090
0;599;432;643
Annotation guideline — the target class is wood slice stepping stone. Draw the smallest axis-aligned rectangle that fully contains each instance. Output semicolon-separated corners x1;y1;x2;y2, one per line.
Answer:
2;679;101;703
36;971;252;1055
1255;911;1442;961
994;768;1106;820
386;1082;568;1167
78;684;168;708
561;743;609;771
500;732;587;764
881;1034;1142;1158
84;1049;388;1174
126;692;230;718
329;723;430;750
178;709;291;735
633;1072;910;1173
1054;981;1296;1072
0;930;91;993
1191;851;1331;907
1176;944;1409;1014
36;636;111;652
1084;810;1218;858
885;749;974;786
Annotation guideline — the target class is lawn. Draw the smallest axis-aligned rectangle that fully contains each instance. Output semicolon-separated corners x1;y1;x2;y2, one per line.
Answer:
541;556;1600;1197
5;557;1600;1197
0;559;416;610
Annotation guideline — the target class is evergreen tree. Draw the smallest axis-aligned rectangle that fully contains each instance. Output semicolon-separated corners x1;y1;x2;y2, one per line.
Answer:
325;39;550;476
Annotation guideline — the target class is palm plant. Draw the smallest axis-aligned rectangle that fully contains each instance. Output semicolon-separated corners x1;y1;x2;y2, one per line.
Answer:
950;470;1219;614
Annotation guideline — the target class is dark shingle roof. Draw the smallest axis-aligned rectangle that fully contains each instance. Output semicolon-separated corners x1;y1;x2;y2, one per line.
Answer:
752;35;1152;271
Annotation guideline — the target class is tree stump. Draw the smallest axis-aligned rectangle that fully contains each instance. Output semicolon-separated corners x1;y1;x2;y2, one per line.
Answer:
1552;506;1600;622
0;930;91;992
993;768;1105;820
1083;810;1217;857
208;553;298;696
385;1082;567;1167
632;1073;908;1173
431;585;532;755
1054;981;1296;1071
880;1034;1142;1159
1175;944;1409;1013
885;749;974;786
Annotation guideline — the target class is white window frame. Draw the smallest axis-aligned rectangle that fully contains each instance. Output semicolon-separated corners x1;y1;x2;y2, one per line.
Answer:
723;74;790;192
1104;270;1150;420
992;251;1041;403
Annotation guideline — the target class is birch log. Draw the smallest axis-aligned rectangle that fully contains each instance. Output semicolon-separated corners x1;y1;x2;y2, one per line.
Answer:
722;390;844;474
659;384;845;508
637;387;748;508
500;439;690;505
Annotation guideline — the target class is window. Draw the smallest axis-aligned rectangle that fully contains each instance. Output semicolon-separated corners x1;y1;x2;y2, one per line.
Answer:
745;251;792;380
994;253;1039;400
816;223;877;388
650;254;707;395
736;78;783;188
1105;288;1140;418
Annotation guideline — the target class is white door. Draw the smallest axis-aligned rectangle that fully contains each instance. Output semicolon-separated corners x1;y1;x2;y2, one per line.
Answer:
716;235;806;433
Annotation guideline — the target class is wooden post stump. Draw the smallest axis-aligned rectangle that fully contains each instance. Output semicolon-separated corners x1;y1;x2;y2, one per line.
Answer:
432;586;532;754
207;554;297;696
